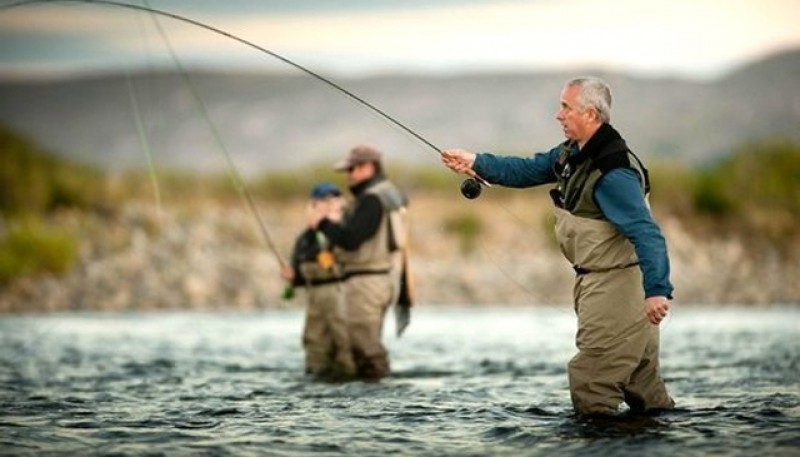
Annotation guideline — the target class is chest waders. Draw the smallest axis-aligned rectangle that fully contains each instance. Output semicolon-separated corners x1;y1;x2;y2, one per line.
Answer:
338;180;409;380
552;138;674;415
298;232;355;380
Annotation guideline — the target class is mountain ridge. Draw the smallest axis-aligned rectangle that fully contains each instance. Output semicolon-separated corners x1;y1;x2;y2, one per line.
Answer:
0;48;798;176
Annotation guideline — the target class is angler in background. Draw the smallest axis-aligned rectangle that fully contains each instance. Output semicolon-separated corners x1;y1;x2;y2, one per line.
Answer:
311;145;412;381
441;77;675;416
281;182;355;381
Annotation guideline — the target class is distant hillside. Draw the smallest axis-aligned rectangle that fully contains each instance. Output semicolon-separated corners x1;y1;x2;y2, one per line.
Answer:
0;49;798;176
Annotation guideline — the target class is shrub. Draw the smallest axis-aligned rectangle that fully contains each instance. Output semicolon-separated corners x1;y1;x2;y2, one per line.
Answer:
688;139;800;244
0;219;77;283
692;171;736;216
0;123;109;216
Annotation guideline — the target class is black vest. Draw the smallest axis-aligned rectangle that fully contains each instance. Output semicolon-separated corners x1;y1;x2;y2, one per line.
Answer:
551;124;650;219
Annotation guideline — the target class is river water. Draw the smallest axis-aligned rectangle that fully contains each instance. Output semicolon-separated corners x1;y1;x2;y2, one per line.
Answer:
1;306;798;456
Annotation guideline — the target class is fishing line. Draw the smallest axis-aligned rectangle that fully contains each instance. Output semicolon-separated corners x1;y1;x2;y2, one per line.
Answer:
125;72;162;219
1;0;575;309
139;0;288;269
127;3;167;219
3;1;678;384
477;242;572;314
2;0;490;183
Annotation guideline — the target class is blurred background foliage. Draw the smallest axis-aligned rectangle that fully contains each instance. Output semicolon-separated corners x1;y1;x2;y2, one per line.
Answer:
2;122;799;283
0;218;76;284
648;140;800;245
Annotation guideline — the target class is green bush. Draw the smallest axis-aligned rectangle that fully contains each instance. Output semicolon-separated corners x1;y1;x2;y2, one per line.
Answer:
687;139;800;243
0;220;77;283
724;140;800;214
692;140;800;212
692;171;736;216
0;123;109;215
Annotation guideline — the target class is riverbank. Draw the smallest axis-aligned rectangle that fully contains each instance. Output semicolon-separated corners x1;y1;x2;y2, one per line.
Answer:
1;196;798;313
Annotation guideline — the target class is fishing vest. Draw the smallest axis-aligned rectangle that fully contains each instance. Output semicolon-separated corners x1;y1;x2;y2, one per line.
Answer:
338;180;408;275
298;231;344;285
552;139;650;218
551;137;651;273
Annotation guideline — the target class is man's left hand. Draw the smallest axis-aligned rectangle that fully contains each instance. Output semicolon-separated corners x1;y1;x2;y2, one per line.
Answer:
645;296;670;325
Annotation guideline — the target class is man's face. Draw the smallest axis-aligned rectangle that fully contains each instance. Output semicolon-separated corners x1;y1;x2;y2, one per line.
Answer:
556;84;595;144
345;161;373;185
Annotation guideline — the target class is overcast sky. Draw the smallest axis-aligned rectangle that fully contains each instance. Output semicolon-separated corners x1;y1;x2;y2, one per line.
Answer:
1;0;799;80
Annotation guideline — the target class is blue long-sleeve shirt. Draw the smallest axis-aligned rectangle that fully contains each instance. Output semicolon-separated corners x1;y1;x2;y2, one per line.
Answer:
474;145;673;299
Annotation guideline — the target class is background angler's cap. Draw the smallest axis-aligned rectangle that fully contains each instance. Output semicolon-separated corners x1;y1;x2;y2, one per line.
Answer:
334;145;382;171
310;182;342;199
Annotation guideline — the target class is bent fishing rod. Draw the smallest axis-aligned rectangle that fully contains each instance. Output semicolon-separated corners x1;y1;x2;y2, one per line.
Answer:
4;0;570;308
4;0;491;198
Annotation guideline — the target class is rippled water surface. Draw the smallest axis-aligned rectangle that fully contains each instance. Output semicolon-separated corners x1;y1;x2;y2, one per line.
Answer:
1;306;798;456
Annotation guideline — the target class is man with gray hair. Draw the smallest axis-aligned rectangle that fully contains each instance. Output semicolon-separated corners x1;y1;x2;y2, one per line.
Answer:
441;77;675;416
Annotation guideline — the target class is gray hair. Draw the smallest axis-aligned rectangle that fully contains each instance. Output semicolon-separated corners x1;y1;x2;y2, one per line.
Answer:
565;77;612;123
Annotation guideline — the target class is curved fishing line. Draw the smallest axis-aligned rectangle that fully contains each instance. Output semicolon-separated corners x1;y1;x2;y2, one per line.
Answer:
476;235;572;316
139;0;288;269
125;72;162;219
127;4;166;218
2;0;565;308
3;0;446;156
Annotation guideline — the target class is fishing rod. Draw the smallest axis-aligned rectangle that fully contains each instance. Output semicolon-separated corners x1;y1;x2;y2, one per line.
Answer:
2;0;574;309
3;1;292;270
3;0;491;198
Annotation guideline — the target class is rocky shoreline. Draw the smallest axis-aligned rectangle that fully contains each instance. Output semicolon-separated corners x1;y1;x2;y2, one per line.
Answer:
1;198;798;314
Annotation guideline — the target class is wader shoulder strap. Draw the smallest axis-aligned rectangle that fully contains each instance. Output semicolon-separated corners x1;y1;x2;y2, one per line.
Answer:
591;139;651;195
